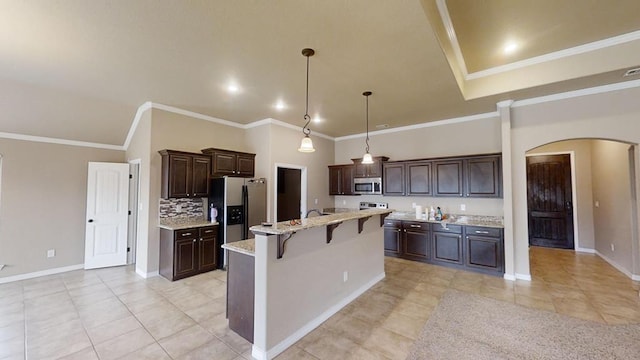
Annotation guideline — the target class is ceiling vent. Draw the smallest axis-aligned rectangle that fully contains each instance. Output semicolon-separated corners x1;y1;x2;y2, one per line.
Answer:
623;68;640;77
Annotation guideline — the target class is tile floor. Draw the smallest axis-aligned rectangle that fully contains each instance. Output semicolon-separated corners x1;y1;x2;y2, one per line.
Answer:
1;247;638;359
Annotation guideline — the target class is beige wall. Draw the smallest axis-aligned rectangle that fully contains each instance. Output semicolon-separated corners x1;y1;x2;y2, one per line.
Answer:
0;139;124;279
591;140;634;272
334;117;503;216
511;86;640;278
528;139;596;250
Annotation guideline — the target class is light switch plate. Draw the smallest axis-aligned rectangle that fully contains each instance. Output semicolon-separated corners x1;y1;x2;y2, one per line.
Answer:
47;249;55;258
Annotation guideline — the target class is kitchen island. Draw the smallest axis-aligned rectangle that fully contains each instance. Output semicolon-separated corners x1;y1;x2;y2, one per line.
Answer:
223;208;392;360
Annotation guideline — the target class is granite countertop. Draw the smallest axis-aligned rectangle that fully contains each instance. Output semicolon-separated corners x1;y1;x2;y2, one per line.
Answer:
321;207;359;214
222;239;255;256
250;208;393;235
159;217;219;230
386;212;504;228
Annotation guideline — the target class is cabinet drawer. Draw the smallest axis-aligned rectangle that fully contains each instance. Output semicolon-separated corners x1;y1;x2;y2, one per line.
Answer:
432;223;462;234
465;226;502;238
383;219;402;229
199;226;217;237
175;228;198;239
403;221;429;232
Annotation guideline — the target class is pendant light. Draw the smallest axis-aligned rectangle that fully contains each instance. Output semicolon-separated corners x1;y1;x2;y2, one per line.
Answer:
361;91;374;164
298;48;316;153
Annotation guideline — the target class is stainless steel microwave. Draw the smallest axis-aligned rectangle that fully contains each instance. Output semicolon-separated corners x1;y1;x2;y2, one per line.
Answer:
353;177;382;195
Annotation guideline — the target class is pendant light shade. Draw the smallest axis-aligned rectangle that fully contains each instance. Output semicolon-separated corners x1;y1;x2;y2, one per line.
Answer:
361;91;374;164
298;48;316;153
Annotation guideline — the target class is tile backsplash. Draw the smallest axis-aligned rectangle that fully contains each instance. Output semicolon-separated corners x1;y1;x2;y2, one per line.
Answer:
159;198;205;219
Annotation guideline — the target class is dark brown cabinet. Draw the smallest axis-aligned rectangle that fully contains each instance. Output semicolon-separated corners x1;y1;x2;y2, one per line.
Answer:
382;162;405;196
159;150;211;199
433;159;464;197
160;225;218;281
227;250;255;343
432;224;463;266
407;161;432;196
383;220;430;262
465;226;504;275
201;148;256;178
466;155;501;197
352;156;389;178
329;165;356;195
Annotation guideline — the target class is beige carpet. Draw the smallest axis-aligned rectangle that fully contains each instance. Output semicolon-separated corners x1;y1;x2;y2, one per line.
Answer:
407;290;640;360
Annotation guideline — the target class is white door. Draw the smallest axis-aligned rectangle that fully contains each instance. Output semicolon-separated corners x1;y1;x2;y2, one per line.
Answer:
85;162;129;269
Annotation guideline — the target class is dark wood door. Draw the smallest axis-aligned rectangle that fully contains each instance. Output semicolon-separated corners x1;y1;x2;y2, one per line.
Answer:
433;160;463;197
328;166;342;195
383;162;405;196
174;237;198;279
212;151;237;176
277;167;301;221
466;156;501;197
236;154;255;177
527;154;574;249
168;154;191;198
407;161;432;196
198;226;217;272
191;155;211;197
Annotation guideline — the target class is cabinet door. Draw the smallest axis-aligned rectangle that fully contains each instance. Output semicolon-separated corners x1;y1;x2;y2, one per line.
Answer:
354;162;367;178
432;231;463;265
191;155;211;197
174;237;198;280
403;222;430;261
168;154;191;198
329;166;342;195
212;151;237;176
433;160;463;197
198;235;217;273
367;160;384;178
383;163;405;196
236;154;255;177
341;165;355;195
383;226;402;256
407;161;432;196
466;235;503;273
466;156;501;197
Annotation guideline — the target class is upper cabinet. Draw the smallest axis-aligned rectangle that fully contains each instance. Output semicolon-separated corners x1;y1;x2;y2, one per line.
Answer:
352;156;389;178
329;165;357;195
159;150;211;199
201;148;256;178
382;153;502;198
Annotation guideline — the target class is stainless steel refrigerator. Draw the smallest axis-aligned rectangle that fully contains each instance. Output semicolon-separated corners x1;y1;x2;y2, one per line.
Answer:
209;177;267;268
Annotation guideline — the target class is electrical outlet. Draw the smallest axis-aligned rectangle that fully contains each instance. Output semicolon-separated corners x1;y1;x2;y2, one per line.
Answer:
47;249;55;258
343;271;348;283
611;243;615;252
342;200;346;205
314;198;318;205
595;201;600;208
460;204;466;211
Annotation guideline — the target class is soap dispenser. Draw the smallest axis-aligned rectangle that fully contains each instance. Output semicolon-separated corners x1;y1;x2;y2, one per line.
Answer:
435;207;443;221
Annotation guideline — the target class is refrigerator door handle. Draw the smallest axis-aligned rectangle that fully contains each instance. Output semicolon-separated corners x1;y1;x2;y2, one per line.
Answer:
242;185;249;240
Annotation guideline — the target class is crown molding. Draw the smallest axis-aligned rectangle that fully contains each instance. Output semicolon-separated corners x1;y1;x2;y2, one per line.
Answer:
0;131;124;151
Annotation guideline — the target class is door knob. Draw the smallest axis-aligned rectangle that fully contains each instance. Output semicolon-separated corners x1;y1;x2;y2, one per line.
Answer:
88;219;94;223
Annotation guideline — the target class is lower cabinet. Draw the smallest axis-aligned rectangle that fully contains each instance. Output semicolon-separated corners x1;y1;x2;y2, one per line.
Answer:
384;220;504;276
160;225;218;281
383;220;430;262
227;250;255;343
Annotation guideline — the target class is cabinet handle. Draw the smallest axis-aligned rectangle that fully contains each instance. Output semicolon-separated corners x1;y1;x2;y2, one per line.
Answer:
409;224;421;228
466;193;470;196
183;232;192;236
204;230;213;233
193;239;196;242
475;230;489;234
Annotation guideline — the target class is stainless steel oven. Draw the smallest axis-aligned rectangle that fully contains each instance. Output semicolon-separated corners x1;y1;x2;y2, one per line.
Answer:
353;177;382;195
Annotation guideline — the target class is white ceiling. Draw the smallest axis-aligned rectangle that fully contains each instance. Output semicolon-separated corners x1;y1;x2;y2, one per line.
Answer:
1;0;639;146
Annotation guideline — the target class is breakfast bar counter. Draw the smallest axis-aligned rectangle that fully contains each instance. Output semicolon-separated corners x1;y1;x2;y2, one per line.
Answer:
230;208;391;359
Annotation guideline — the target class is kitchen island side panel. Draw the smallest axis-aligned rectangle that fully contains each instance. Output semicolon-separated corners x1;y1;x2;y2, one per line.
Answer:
252;218;384;358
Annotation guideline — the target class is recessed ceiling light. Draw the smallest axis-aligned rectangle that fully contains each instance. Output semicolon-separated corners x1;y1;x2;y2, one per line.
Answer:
274;101;286;110
503;41;518;55
227;83;239;93
313;114;323;123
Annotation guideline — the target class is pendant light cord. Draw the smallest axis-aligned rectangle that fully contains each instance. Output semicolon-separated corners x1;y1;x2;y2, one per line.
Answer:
365;94;370;153
302;53;311;136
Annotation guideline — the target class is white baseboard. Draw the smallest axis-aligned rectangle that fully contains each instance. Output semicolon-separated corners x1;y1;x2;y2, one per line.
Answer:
503;273;516;281
251;272;386;360
135;268;159;278
576;247;596;254
594;251;639;281
515;273;532;281
0;264;84;284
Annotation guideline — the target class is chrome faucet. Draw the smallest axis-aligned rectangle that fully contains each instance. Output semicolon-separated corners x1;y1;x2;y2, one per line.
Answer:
305;209;324;218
